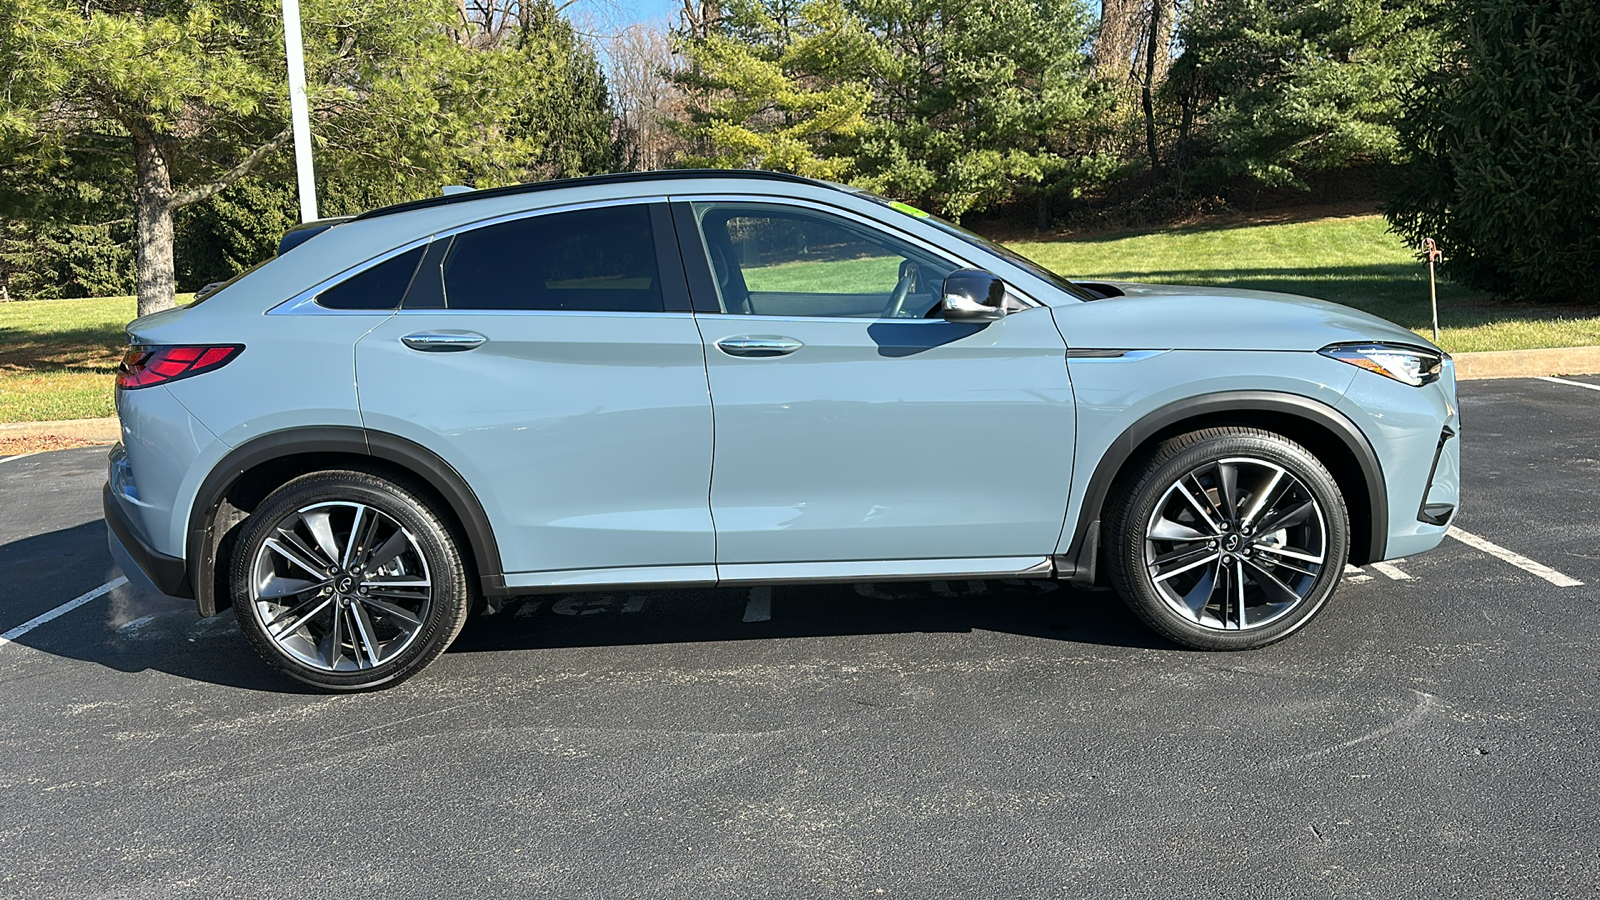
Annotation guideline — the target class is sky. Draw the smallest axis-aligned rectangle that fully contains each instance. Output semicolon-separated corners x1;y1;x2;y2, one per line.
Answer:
574;0;677;34
568;0;677;74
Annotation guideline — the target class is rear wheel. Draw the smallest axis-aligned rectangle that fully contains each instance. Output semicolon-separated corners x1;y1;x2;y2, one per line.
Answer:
1105;427;1350;650
230;469;472;691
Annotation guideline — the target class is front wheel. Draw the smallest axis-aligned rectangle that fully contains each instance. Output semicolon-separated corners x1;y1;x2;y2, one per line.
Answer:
1105;427;1350;650
230;469;472;691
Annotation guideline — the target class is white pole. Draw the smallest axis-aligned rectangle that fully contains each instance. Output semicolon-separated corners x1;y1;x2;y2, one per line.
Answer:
283;0;318;222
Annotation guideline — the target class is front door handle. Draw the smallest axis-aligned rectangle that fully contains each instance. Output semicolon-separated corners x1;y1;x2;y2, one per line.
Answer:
401;331;487;352
715;336;803;358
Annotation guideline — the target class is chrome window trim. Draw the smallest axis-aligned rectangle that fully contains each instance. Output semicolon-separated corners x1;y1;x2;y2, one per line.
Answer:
690;307;1050;326
668;193;1044;313
268;195;671;317
387;308;695;319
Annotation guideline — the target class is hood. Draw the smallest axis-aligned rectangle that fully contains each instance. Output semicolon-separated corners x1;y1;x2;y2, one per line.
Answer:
1048;282;1435;353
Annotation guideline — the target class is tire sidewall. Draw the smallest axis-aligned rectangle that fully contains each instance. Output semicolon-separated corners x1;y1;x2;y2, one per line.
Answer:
1109;431;1350;651
231;471;470;691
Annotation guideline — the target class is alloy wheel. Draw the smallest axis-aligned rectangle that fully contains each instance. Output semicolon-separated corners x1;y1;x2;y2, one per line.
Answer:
1143;457;1329;631
247;501;433;672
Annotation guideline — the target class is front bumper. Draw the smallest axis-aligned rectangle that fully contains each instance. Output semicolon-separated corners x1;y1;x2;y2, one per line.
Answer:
1417;425;1459;526
103;482;191;599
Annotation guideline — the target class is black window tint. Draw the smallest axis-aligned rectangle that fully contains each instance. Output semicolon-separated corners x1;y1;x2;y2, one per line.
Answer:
316;245;425;310
441;205;663;312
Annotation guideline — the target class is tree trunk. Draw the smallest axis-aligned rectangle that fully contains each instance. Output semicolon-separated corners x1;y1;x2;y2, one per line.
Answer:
133;138;177;318
1142;0;1166;173
1144;0;1176;86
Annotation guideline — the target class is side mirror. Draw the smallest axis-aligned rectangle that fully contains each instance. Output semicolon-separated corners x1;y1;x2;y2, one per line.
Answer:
941;269;1007;322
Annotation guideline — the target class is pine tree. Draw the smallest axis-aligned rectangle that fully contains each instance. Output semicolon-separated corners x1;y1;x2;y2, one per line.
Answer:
1166;0;1444;187
0;0;553;315
849;0;1112;220
673;0;874;180
1385;0;1600;303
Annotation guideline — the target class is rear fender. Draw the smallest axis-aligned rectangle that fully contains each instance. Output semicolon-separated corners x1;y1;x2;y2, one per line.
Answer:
186;427;506;616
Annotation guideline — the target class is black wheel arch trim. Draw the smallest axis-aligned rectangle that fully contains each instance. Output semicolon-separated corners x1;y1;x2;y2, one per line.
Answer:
186;426;507;617
1063;390;1388;580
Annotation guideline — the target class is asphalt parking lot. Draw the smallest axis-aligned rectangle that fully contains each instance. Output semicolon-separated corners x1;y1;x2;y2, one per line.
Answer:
1;375;1597;899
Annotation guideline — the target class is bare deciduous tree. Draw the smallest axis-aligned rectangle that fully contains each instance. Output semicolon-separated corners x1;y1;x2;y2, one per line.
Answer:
1096;0;1178;168
1096;0;1176;86
678;0;722;41
606;21;686;171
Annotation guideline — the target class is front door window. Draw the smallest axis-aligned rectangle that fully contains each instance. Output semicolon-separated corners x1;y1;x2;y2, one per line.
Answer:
691;202;960;318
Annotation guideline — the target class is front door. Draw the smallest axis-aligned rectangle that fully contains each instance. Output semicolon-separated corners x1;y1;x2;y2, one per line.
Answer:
676;199;1076;572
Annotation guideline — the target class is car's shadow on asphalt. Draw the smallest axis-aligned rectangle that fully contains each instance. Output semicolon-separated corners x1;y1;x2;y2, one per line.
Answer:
448;578;1172;658
6;596;315;694
0;521;317;692
2;521;1172;692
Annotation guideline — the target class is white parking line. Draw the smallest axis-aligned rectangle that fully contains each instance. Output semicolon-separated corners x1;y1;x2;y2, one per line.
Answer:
0;451;41;466
0;577;128;651
742;585;772;622
1343;565;1374;584
1370;561;1412;581
1447;527;1584;588
1537;376;1600;393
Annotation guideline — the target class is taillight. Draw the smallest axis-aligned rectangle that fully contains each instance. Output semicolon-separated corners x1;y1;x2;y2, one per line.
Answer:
116;345;243;390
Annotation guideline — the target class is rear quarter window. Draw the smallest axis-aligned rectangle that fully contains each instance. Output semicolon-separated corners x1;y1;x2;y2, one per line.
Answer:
316;246;427;310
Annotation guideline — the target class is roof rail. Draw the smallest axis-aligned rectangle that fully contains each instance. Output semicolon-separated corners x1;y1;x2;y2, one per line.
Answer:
350;169;842;222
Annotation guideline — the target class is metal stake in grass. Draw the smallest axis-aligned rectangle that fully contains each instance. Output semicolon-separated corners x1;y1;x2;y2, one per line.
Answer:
1424;237;1442;342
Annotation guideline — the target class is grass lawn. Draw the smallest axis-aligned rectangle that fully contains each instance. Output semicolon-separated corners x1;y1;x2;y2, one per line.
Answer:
0;296;136;423
743;255;902;293
1010;214;1600;353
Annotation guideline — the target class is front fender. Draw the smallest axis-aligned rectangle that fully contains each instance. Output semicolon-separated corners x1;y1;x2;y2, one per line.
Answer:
1056;350;1386;576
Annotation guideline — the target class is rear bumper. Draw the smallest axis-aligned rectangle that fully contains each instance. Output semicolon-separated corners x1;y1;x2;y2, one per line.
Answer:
103;482;191;599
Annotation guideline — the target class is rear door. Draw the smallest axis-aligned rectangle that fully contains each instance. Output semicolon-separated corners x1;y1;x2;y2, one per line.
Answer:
355;201;717;587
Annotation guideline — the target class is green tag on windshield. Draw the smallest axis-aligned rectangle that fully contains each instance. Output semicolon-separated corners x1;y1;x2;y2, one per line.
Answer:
888;200;931;219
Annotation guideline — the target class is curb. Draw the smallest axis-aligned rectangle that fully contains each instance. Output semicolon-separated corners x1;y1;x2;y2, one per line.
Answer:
1452;346;1600;381
0;345;1594;439
0;417;120;442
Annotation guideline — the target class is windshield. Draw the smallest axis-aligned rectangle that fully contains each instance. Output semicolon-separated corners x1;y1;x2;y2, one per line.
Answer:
859;193;1095;301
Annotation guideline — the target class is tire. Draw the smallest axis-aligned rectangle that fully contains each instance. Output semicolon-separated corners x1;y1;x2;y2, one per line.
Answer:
1104;427;1350;650
230;468;473;691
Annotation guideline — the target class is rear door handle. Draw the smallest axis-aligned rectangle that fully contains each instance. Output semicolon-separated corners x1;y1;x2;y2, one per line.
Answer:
401;331;486;352
715;336;803;358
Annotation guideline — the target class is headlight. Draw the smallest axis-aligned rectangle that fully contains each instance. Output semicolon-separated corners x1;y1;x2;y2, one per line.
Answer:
1319;342;1445;387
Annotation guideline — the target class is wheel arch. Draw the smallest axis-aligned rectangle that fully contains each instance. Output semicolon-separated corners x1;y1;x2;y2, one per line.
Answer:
1065;391;1387;581
186;426;507;617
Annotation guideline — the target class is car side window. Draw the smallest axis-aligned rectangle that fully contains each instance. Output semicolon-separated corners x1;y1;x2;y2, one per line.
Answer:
316;245;426;310
691;202;960;318
437;205;665;312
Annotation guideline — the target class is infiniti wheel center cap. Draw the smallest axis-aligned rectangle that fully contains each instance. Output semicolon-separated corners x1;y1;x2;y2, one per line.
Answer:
337;575;354;593
1224;534;1244;553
